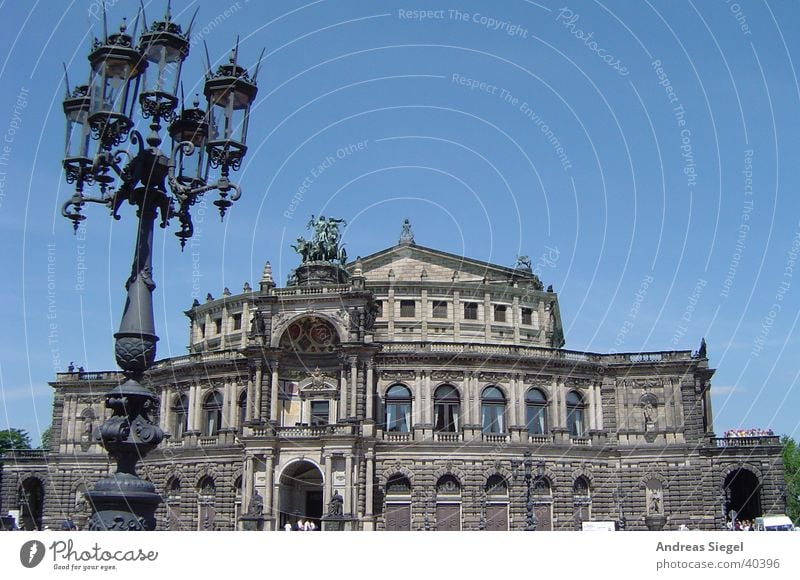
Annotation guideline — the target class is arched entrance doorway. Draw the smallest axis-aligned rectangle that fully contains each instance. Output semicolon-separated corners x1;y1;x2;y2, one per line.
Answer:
279;461;323;530
19;477;44;531
724;469;761;522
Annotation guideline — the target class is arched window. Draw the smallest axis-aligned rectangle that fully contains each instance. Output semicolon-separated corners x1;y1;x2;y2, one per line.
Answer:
166;477;182;530
573;476;591;526
385;384;412;433
172;394;189;438
197;476;216;531
525;388;548;435
203;391;224;436
238;390;247;429
433;385;460;432
481;386;506;433
566;391;585;437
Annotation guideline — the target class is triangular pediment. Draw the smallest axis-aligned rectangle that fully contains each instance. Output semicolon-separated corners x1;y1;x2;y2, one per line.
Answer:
352;244;541;287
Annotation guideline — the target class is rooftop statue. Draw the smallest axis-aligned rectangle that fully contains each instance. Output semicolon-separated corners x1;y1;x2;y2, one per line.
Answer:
292;215;347;265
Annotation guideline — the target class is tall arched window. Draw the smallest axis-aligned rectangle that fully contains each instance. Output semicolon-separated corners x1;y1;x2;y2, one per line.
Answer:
481;386;506;433
433;385;460;432
172;394;189;438
573;476;591;527
238;390;247;430
525;388;548;435
197;476;216;531
385;384;412;433
203;391;224;436
566;391;585;437
166;478;181;531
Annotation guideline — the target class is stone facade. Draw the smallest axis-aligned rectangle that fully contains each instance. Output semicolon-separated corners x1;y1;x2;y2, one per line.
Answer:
0;228;786;531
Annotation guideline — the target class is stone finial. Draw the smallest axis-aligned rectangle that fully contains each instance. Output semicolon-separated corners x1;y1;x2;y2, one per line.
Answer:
353;256;363;277
399;218;415;245
388;268;395;281
546;284;554;293
261;261;274;285
192;298;200;308
421;267;428;280
206;293;214;302
243;282;252;293
223;287;231;297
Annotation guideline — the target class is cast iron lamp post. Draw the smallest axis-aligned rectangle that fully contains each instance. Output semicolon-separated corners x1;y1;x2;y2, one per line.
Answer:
512;451;544;531
60;8;259;530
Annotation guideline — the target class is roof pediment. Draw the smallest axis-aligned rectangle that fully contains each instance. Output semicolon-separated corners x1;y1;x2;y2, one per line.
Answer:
353;243;542;287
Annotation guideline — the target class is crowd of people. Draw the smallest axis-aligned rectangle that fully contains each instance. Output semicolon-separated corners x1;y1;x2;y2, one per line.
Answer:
284;518;318;531
728;519;757;531
723;428;774;438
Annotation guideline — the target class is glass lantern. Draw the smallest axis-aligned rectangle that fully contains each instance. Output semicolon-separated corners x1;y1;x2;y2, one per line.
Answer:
169;99;208;188
87;21;146;148
138;13;189;121
62;84;92;184
203;49;258;172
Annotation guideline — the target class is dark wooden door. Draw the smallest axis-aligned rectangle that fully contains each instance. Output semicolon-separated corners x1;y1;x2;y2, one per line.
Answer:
436;503;461;531
534;504;552;531
166;503;181;531
385;503;411;531
485;504;508;531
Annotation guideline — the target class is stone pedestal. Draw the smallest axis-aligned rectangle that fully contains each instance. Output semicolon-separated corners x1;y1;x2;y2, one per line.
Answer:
294;262;348;286
645;514;668;530
321;514;356;531
239;514;265;531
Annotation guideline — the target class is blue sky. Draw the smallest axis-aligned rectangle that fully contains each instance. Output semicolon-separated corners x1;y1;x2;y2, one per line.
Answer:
0;0;798;445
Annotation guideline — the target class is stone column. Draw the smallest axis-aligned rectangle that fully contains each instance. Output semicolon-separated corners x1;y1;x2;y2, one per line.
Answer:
550;381;559;429
349;356;358;418
365;453;375;530
245;376;254;422
244;455;255;512
253;363;263;422
423;371;431;425
159;387;168;429
516;374;525;426
324;453;333;507
465;372;476;426
345;454;353;514
270;360;280;423
365;360;374;420
163;387;173;433
508;376;518;428
559;379;568;426
339;363;347;421
188;383;198;431
264;453;274;526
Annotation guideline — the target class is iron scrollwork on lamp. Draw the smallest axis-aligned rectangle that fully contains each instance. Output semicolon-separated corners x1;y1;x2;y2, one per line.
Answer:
59;6;260;530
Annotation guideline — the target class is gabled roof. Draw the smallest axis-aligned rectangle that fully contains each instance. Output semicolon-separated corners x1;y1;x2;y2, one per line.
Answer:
351;242;543;287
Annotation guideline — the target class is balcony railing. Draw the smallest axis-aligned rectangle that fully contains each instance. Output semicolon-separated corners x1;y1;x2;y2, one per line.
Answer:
379;342;693;364
198;436;218;447
482;433;509;444
713;436;780;448
383;431;412;443
433;431;462;443
529;434;553;445
55;371;125;382
1;449;48;460
571;436;591;446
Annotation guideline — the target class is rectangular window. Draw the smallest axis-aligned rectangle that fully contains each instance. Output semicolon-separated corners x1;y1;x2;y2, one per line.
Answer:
375;300;383;318
463;302;478;320
214;319;222;334
232;313;242;331
522;308;532;325
432;301;448;318
494;305;507;322
199;324;206;338
310;400;330;426
400;300;415;317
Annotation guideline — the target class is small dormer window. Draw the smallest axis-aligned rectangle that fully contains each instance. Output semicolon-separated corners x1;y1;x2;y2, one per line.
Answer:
522;308;532;325
432;301;447;318
400;300;415;317
214;318;222;335
464;302;478;320
232;313;242;331
199;323;206;338
494;305;507;322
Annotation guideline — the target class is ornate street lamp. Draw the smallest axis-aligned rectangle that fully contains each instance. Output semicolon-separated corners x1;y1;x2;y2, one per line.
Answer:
59;6;260;531
512;451;542;531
